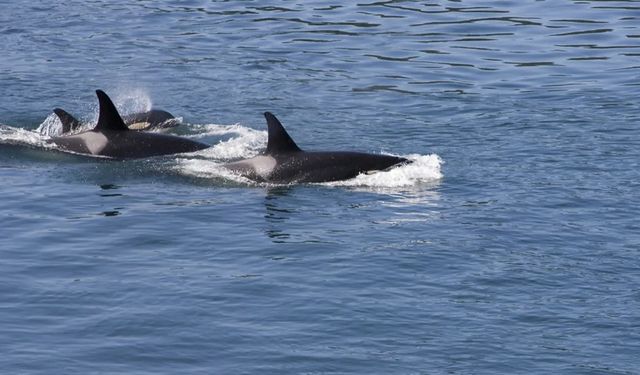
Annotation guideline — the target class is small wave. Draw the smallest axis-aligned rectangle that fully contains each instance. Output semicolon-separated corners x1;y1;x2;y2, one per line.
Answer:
36;112;63;137
173;123;267;183
174;158;255;184
34;112;89;137
0;124;51;148
188;124;267;159
322;154;443;188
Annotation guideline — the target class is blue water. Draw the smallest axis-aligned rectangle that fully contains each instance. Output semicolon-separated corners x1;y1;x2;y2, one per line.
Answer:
2;1;640;373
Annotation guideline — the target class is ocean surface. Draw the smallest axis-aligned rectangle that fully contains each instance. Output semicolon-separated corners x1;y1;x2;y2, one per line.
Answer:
1;1;640;373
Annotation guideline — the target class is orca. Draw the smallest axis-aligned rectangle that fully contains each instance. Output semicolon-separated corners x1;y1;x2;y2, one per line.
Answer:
48;90;209;159
223;112;410;183
123;109;179;131
53;108;83;134
53;107;179;134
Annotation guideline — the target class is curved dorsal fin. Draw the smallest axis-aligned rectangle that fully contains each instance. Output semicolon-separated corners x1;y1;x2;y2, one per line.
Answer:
264;112;302;154
94;90;129;132
53;108;82;133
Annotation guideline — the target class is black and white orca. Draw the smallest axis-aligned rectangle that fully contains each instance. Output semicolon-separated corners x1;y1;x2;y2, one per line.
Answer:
49;90;209;159
223;112;410;183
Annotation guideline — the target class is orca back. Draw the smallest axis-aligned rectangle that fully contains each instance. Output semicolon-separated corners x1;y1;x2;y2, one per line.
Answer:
49;90;208;158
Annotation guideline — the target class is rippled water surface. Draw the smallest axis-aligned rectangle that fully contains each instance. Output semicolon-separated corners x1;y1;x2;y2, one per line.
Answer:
1;1;640;374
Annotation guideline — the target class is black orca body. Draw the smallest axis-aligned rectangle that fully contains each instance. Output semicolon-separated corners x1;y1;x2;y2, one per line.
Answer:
53;108;83;134
49;90;209;159
53;108;178;134
122;109;179;131
224;112;409;183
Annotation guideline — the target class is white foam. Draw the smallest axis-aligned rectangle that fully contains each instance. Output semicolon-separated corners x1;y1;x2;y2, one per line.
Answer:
188;124;267;160
174;158;255;184
0;124;52;148
187;123;257;137
36;113;64;137
322;154;443;188
172;123;266;183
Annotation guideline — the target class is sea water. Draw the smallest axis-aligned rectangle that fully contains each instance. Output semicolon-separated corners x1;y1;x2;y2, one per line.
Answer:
1;1;639;374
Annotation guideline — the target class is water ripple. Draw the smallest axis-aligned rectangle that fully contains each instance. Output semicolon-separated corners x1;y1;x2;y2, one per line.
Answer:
2;2;640;374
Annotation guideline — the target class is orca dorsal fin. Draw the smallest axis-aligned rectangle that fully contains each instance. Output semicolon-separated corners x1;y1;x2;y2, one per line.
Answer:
53;108;83;133
94;90;129;132
264;112;302;154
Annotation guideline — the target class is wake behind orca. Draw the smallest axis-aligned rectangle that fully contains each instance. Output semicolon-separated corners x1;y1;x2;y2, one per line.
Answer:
223;112;410;183
48;90;209;159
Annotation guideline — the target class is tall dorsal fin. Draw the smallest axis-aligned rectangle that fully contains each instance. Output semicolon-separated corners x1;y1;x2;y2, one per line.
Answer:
94;90;129;132
264;112;302;154
53;108;82;133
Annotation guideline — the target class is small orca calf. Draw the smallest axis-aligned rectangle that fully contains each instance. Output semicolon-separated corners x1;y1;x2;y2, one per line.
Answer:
53;107;179;134
223;112;410;183
49;90;209;159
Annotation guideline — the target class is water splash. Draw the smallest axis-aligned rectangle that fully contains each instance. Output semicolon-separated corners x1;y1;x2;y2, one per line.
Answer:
322;154;443;188
110;88;153;115
35;112;64;137
0;124;51;148
174;123;266;183
199;126;266;160
174;158;255;184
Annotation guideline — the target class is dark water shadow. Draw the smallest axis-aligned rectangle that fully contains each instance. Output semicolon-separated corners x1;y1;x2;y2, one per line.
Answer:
99;183;123;197
263;186;296;242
